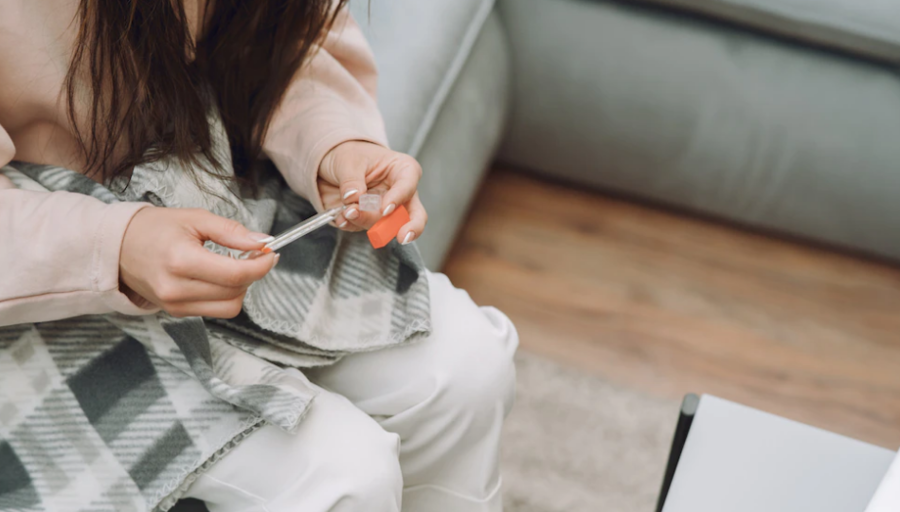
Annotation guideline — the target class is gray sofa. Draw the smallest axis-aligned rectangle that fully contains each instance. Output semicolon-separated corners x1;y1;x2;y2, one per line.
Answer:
351;0;900;269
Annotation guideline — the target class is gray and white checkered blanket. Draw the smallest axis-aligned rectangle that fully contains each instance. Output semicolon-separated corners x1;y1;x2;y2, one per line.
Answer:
0;136;431;511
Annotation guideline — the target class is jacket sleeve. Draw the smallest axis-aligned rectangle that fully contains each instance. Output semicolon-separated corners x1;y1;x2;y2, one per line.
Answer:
0;134;159;326
263;5;389;212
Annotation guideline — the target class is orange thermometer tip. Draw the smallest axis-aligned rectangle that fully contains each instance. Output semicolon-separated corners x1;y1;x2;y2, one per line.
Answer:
368;205;410;249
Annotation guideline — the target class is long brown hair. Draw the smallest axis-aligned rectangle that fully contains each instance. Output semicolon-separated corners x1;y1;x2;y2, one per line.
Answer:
66;0;347;186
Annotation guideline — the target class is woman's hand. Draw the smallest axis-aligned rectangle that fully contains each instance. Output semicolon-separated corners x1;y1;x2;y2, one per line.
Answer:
317;141;427;245
120;208;278;318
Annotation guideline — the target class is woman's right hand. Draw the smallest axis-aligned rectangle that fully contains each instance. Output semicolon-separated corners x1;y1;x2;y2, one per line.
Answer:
120;207;278;318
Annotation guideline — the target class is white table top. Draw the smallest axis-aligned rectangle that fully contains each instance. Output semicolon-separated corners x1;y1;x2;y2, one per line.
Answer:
663;395;895;512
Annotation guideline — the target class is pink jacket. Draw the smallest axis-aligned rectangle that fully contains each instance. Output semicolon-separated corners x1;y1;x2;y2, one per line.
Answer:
0;2;388;326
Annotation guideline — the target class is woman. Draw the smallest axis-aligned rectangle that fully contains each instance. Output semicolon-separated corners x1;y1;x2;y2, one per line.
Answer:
0;1;517;511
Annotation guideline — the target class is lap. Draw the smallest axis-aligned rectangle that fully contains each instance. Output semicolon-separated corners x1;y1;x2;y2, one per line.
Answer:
183;272;517;511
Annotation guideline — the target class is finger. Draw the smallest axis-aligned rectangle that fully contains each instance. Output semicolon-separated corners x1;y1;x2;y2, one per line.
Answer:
189;210;273;251
333;161;368;205
332;214;364;232
171;246;278;287
341;204;381;231
157;278;248;304
398;193;428;246
318;184;344;211
379;158;421;217
166;297;247;319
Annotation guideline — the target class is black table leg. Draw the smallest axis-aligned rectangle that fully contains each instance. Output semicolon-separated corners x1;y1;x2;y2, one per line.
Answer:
656;393;700;512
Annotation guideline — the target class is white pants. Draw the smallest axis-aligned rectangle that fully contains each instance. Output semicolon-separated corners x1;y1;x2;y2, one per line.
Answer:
183;272;518;512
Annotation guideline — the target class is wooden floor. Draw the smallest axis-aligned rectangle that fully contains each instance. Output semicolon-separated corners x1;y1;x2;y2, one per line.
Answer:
443;167;900;449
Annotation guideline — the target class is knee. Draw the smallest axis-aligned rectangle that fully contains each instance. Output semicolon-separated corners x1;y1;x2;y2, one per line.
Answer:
331;454;402;509
287;393;403;510
430;304;518;423
318;413;403;508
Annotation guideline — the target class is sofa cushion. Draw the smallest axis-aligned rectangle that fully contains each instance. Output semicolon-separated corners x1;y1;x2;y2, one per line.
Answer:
630;0;900;63
498;0;900;261
348;0;497;155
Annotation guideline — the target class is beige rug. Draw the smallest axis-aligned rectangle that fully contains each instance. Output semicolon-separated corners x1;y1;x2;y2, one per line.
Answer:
502;352;680;512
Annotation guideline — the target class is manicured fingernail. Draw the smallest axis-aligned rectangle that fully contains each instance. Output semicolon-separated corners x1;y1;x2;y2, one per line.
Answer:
337;220;348;228
402;231;415;245
382;203;396;216
273;254;281;265
342;189;359;200
345;207;359;220
249;233;275;243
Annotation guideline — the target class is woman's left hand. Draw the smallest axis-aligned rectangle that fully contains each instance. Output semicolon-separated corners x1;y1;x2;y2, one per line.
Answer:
318;141;427;245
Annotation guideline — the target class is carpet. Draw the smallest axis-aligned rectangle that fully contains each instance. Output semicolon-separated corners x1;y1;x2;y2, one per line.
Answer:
502;352;680;512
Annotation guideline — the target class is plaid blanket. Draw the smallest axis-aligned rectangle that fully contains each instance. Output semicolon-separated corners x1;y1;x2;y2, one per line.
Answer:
0;134;431;511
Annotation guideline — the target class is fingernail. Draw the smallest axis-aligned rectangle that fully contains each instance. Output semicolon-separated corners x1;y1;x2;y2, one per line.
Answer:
402;231;415;245
273;254;281;265
382;203;396;216
249;233;275;243
342;189;359;200
337;220;348;228
345;207;359;220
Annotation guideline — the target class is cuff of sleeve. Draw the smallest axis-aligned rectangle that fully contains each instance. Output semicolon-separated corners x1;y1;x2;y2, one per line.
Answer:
91;201;161;316
296;130;388;212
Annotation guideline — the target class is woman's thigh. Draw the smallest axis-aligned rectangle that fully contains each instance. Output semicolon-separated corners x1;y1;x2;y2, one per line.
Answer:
307;272;517;421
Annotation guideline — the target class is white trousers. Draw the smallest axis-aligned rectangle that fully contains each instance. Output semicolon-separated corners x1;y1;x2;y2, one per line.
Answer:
183;272;518;512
